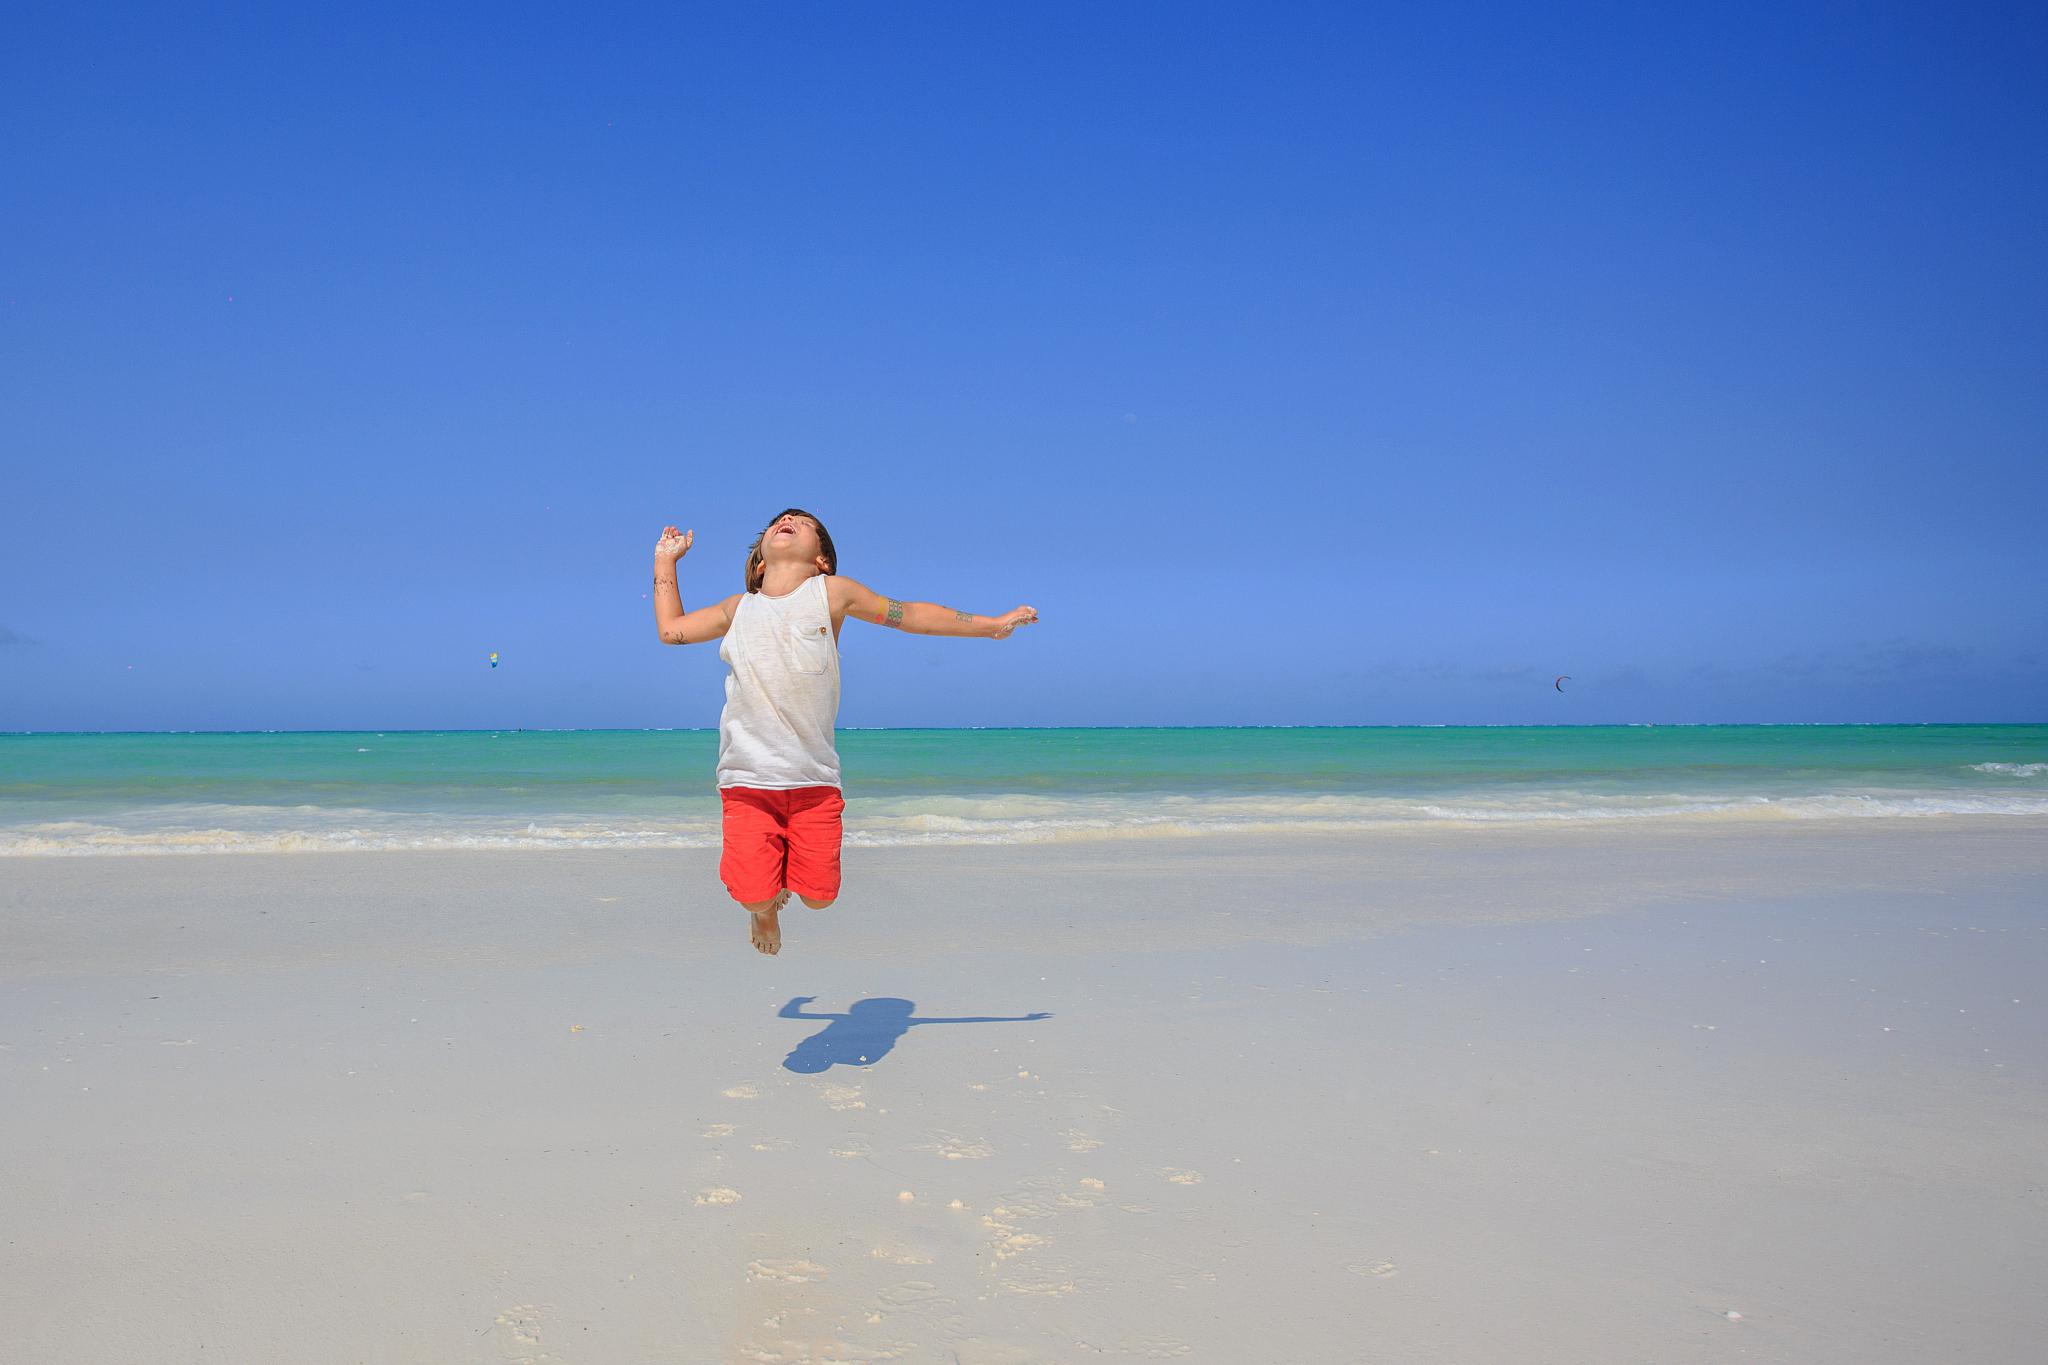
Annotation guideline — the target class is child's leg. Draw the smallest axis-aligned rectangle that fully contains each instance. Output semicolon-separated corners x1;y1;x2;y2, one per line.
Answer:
721;789;793;955
783;787;846;910
741;889;790;955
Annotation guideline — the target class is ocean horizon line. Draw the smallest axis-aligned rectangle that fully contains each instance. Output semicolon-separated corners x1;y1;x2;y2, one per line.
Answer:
5;720;2046;738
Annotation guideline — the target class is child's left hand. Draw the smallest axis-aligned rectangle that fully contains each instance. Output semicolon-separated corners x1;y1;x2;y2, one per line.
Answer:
991;606;1038;639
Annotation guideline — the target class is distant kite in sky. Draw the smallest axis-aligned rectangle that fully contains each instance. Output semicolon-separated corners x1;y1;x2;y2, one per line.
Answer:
1555;675;1570;692
489;652;500;669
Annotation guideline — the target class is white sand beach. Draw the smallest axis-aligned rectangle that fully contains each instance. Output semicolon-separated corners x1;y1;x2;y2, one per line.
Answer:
5;818;2045;1362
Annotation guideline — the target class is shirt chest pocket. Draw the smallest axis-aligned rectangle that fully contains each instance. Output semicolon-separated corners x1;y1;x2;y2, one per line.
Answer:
788;620;833;674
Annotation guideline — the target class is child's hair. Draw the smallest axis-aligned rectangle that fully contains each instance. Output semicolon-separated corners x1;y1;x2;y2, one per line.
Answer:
744;508;838;592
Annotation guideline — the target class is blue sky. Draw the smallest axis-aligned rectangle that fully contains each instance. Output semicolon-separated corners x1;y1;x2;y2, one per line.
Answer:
4;1;2043;729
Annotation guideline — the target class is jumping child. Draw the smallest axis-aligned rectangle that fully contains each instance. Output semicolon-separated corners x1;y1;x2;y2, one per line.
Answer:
652;509;1037;955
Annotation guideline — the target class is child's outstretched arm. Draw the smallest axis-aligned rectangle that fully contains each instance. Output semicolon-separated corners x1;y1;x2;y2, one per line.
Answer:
906;1010;1054;1026
652;525;742;646
829;577;1038;639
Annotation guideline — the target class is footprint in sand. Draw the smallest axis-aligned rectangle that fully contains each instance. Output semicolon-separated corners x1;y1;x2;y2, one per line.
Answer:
747;1258;828;1282
876;1280;948;1309
1061;1129;1105;1151
869;1244;935;1266
820;1083;865;1110
1002;1274;1080;1296
722;1083;760;1100
1161;1168;1204;1184
491;1303;545;1360
1079;1340;1194;1359
913;1133;993;1160
981;1207;1051;1262
1346;1259;1399;1278
702;1123;737;1137
996;1232;1047;1260
751;1137;796;1152
695;1187;743;1206
739;1329;914;1365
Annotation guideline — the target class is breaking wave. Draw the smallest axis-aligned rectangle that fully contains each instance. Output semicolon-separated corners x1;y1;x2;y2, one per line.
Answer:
5;788;2046;856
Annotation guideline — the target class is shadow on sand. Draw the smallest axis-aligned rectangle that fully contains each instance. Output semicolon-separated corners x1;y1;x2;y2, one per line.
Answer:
778;996;1050;1074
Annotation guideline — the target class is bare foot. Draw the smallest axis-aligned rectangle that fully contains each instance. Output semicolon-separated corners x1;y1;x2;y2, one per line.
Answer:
749;889;790;955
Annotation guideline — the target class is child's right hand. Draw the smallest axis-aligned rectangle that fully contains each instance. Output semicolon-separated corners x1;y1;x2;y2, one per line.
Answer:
655;526;693;562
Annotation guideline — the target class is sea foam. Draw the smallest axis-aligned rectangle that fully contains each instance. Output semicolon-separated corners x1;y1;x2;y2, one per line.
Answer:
5;788;2046;856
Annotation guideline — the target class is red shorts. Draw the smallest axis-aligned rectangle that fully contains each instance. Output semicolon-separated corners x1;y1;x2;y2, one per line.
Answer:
719;785;845;905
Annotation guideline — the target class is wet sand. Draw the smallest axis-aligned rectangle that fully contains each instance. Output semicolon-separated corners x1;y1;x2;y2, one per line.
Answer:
4;818;2045;1362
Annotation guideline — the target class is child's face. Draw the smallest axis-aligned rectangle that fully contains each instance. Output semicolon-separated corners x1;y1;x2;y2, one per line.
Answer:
763;513;827;571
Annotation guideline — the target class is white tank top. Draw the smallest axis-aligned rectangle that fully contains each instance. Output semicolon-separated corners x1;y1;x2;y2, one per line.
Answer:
716;572;842;790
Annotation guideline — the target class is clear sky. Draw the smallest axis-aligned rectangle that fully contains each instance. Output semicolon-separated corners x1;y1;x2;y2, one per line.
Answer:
4;2;2043;730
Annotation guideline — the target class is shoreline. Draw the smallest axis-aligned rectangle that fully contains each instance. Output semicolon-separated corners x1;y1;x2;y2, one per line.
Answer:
6;804;2047;860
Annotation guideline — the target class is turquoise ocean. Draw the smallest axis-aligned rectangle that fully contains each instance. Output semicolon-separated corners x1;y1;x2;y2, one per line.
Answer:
2;726;2044;856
